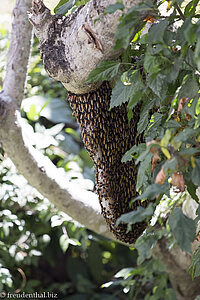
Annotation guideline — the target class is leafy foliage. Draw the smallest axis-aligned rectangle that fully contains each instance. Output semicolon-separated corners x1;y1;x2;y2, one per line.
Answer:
54;0;90;15
168;208;196;253
86;60;120;83
86;0;200;293
116;203;154;231
88;4;200;208
103;259;176;300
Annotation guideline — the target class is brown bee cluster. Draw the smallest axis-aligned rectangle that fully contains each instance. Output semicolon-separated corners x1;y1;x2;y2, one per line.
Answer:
67;81;148;244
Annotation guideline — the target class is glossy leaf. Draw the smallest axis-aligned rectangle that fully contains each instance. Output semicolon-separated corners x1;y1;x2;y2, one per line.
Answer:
110;77;133;108
168;208;196;253
179;75;199;100
86;60;120;83
54;0;75;14
116;203;154;228
192;159;200;186
135;182;169;201
104;3;124;14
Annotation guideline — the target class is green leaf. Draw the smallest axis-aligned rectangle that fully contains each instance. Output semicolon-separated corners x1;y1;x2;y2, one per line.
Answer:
136;153;152;191
110;77;132;108
55;0;75;14
135;229;166;264
75;0;90;6
110;70;144;109
137;109;149;134
135;234;157;264
121;146;137;163
121;144;146;163
163;157;178;173
164;119;181;129
137;98;155;134
184;0;199;18
127;71;145;108
192;159;200;186
184;20;196;45
179;75;199;100
144;54;161;73
86;60;120;83
160;129;172;159
116;203;154;229
54;0;69;13
147;73;167;99
194;38;200;72
185;179;199;203
147;20;168;44
168;208;196;253
135;143;157;165
174;128;197;143
189;247;200;279
114;0;154;50
148;112;163;132
135;183;169;200
179;148;200;156
135;182;169;201
104;3;124;14
172;0;185;6
166;57;183;83
114;13;138;50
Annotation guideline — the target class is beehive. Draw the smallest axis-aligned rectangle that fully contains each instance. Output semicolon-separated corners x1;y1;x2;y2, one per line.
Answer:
67;81;148;244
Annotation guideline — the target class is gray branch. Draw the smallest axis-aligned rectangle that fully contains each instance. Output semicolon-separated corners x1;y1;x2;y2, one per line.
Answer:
29;0;141;94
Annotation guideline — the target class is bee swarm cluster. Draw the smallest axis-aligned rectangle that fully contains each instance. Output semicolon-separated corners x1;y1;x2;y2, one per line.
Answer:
67;81;148;244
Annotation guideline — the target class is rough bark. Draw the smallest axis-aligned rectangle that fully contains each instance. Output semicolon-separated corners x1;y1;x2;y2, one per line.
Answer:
28;0;141;94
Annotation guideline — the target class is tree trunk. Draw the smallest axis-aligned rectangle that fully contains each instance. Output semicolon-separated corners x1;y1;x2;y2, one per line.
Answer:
152;239;200;300
29;0;140;93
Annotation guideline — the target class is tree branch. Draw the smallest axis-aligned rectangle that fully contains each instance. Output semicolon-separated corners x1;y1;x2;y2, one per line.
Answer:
0;0;115;241
152;239;200;300
29;0;141;94
3;0;33;108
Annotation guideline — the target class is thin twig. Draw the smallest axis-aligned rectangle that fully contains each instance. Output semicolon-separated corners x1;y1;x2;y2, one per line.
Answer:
174;3;185;21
